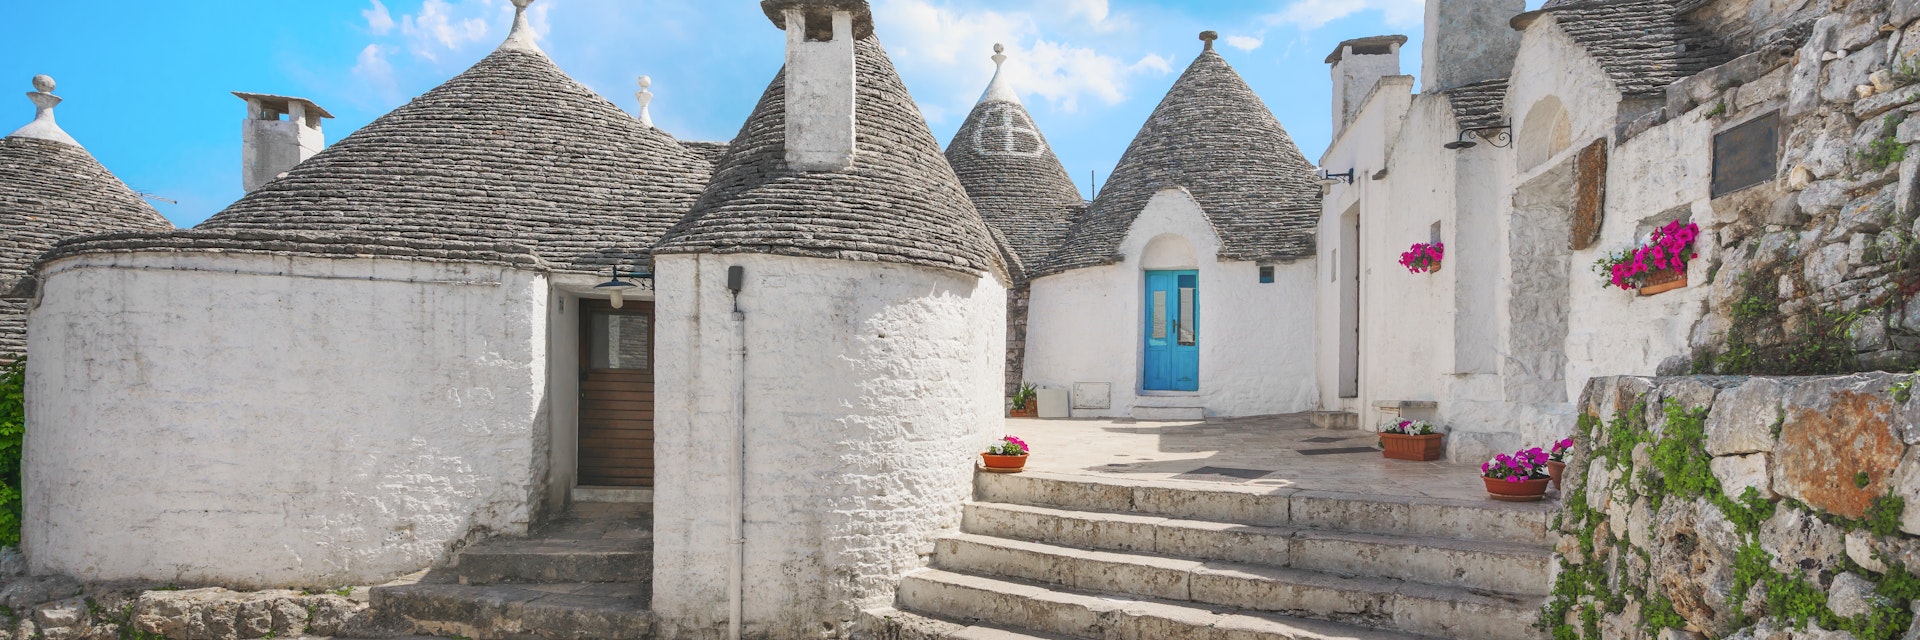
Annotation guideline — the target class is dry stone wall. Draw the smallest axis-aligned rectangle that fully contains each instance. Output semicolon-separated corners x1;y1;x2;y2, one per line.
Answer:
1547;373;1920;639
1659;0;1920;375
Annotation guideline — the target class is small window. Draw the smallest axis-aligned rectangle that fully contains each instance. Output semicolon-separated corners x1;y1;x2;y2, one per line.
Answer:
1259;266;1275;284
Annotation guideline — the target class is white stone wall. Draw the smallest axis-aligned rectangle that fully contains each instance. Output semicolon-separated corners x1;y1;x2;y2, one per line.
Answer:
25;251;549;588
649;253;1004;639
1025;188;1319;418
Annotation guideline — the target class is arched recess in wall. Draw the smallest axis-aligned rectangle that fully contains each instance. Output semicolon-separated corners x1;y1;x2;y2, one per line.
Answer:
1518;96;1573;172
1141;234;1199;270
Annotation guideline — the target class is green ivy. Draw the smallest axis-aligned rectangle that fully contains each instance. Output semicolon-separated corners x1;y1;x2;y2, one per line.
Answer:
1865;495;1907;538
0;358;21;547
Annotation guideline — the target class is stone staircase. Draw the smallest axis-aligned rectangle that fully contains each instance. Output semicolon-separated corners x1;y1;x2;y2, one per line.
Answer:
1129;395;1206;421
371;502;654;640
863;471;1556;640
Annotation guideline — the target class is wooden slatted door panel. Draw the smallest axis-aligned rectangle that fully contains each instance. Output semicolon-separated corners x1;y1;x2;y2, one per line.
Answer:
579;301;654;487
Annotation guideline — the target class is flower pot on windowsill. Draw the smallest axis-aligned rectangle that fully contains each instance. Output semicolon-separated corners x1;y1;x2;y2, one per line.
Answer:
1483;476;1551;502
1638;269;1688;296
1379;433;1445;461
980;454;1028;473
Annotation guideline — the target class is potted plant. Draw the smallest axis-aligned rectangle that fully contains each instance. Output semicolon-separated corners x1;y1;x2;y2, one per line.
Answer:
1593;220;1699;296
981;435;1029;473
1399;241;1444;274
1481;447;1552;501
1378;420;1444;461
1546;438;1574;490
1008;383;1038;418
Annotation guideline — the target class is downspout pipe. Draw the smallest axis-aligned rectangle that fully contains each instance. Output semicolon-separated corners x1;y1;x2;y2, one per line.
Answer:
726;265;747;640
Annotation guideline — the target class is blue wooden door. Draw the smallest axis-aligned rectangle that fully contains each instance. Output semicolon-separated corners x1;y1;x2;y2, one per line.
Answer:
1143;270;1199;391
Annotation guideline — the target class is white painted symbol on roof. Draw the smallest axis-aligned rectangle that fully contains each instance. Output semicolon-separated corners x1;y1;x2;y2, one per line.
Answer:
973;103;1046;159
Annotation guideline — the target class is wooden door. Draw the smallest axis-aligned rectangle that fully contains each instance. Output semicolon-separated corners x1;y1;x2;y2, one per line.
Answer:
1142;270;1199;392
579;300;654;487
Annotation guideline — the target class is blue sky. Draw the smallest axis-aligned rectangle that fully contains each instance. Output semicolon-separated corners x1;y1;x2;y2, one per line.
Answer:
4;0;1443;227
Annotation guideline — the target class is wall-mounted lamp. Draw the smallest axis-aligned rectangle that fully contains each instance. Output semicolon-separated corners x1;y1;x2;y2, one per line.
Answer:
1317;169;1355;186
595;267;654;309
1443;125;1513;150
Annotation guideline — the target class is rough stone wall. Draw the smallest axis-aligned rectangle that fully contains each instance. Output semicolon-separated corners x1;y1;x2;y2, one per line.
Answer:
650;253;1004;639
1642;0;1920;375
1547;373;1920;639
1006;284;1030;398
24;251;549;588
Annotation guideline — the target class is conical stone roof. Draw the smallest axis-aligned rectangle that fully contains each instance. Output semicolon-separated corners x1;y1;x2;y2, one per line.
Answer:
200;47;712;273
0;133;173;357
1040;44;1320;276
946;49;1083;283
654;37;1004;279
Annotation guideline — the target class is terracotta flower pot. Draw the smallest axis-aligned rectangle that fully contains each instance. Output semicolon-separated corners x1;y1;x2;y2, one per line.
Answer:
1638;269;1688;296
1380;433;1445;461
1483;476;1551;502
981;453;1028;473
1546;460;1567;490
1009;402;1037;418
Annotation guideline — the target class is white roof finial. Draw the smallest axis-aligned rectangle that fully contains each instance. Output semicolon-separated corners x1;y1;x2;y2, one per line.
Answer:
978;43;1020;105
499;0;543;53
8;75;82;147
636;76;655;128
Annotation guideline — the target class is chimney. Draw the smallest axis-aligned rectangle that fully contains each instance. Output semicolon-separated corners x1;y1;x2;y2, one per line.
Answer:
762;0;872;172
1325;36;1407;139
234;92;331;193
1422;0;1524;92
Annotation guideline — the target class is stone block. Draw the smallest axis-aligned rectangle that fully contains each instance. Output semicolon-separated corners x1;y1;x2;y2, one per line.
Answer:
1893;448;1920;534
1829;41;1892;104
1900;0;1920;29
1152;519;1290;566
1853;313;1893;351
1706;377;1786;456
1134;485;1286;527
1838;20;1886;53
1774;374;1908;518
1799;180;1850;214
1789;17;1840;116
1831;186;1897;240
1846;530;1889;573
1287;491;1408;535
1900;294;1920;332
1769;193;1810;225
1711;453;1775;499
1738;66;1792;112
1786;114;1857;181
1651;378;1721;436
1827;572;1880;618
1805;242;1854;290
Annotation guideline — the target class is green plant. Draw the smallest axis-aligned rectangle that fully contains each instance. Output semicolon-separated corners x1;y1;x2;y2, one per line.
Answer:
1860;114;1910;172
1009;383;1036;411
0;358;23;548
1866;494;1906;537
1704;102;1727;118
1891;372;1918;403
333;587;353;598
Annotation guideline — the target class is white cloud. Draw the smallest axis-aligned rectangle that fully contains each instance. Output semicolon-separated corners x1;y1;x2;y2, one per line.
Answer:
352;44;397;96
398;0;497;61
1224;35;1263;52
871;0;1167;119
363;0;397;35
1266;0;1424;31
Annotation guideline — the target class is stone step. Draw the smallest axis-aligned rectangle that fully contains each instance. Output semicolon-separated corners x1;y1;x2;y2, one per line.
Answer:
370;581;652;640
858;606;1075;639
930;534;1543;640
975;470;1555;546
895;569;1439;640
1128;406;1206;421
961;502;1553;596
455;537;650;585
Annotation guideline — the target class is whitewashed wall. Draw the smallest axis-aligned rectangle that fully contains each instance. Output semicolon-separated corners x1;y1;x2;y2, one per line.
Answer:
1026;188;1319;418
25;251;549;588
650;253;1004;639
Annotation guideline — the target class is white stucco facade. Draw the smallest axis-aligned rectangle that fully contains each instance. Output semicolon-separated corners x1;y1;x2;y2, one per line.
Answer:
649;253;1004;639
1025;188;1319;419
24;251;550;588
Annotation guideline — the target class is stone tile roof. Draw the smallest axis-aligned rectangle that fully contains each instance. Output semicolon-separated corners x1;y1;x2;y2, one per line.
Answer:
1039;48;1320;276
1441;78;1510;130
38;230;547;270
0;136;172;357
681;141;731;165
654;37;1005;279
198;47;711;273
1537;0;1732;97
945;82;1084;283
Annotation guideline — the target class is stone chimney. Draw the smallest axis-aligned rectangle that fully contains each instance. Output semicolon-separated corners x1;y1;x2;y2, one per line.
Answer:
762;0;871;172
234;92;331;193
1325;35;1407;139
1422;0;1524;92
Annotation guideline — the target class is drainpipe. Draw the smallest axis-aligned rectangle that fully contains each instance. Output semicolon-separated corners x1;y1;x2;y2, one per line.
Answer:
726;265;747;640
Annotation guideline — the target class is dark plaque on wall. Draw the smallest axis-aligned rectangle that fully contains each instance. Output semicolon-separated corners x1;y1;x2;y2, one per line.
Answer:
1711;112;1779;198
1570;138;1608;251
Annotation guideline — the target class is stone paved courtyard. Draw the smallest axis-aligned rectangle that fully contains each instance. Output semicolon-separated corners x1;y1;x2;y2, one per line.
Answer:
1007;413;1513;503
